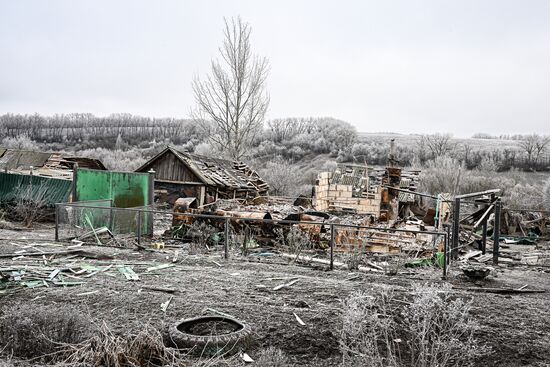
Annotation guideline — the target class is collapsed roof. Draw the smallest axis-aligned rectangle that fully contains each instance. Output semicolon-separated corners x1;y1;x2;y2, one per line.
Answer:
0;148;106;177
137;146;269;194
330;163;421;202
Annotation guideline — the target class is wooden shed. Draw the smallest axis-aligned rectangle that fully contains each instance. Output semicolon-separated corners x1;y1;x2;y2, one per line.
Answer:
135;146;269;206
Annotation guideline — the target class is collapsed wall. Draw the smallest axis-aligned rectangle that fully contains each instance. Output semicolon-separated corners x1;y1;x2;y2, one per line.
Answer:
313;171;381;216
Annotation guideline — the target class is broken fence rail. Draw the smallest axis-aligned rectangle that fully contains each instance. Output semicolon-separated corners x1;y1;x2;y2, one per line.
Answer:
55;202;450;277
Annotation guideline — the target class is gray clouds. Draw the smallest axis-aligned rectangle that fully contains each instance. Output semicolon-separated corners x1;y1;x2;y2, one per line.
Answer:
1;0;549;136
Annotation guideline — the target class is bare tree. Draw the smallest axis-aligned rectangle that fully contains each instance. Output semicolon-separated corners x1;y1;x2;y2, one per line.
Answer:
519;134;538;166
534;135;550;164
267;118;312;143
461;143;473;166
192;17;269;160
420;133;455;159
519;134;550;168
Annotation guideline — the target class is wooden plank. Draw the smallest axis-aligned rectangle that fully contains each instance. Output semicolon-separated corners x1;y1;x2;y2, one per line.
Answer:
453;286;545;294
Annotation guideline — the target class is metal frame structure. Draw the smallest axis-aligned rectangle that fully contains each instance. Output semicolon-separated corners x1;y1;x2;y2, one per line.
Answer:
450;189;501;265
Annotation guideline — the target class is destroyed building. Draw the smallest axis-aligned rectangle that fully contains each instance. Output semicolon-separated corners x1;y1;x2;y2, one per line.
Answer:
136;146;269;207
0;148;107;207
313;163;421;221
0;147;106;179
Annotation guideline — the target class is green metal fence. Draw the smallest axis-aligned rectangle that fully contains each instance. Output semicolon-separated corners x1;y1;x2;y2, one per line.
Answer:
0;172;72;205
74;168;152;208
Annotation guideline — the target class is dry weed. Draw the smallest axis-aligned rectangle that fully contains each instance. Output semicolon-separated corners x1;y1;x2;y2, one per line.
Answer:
0;304;90;361
340;284;487;367
187;222;218;254
9;181;50;227
62;322;176;367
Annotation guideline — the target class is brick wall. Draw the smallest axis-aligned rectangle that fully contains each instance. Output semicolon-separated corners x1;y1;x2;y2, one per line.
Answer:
313;172;381;216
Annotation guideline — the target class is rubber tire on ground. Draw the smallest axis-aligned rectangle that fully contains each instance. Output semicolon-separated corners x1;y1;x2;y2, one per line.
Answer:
168;316;252;355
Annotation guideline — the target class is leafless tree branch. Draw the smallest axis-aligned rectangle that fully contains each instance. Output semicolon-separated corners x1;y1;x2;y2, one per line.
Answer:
192;17;270;160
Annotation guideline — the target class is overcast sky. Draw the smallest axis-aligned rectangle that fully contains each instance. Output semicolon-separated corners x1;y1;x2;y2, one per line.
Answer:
1;0;549;136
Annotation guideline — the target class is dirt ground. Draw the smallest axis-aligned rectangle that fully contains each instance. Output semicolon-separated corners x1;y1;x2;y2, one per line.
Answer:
1;227;550;367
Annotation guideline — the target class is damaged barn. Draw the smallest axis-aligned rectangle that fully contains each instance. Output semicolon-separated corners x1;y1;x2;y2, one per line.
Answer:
135;146;269;207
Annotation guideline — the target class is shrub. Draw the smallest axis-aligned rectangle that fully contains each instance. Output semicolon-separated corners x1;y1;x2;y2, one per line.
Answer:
502;183;544;209
63;323;176;367
419;156;465;195
77;147;148;172
340;284;486;367
1;136;40;150
344;247;364;271
186;222;219;254
285;226;312;256
543;178;550;211
0;304;91;361
257;158;303;197
9;181;50;227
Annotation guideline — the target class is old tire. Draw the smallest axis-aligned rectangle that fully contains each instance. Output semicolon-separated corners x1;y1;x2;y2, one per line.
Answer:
168;316;252;355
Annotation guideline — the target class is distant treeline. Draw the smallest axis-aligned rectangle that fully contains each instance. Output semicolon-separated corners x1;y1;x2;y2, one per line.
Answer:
0;113;549;172
353;133;550;171
0;113;205;150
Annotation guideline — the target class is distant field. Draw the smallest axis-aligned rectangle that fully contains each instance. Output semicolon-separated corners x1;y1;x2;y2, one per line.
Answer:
358;132;522;153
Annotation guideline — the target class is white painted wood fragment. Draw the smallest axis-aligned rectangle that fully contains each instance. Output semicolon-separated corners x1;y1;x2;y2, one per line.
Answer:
293;312;306;326
240;352;254;363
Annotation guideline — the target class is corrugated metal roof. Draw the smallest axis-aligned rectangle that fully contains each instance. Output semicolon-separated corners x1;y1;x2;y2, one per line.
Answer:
0;150;51;171
0;172;72;205
398;191;415;202
0;148;106;174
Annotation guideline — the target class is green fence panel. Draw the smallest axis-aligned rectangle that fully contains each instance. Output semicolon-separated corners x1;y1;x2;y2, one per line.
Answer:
0;172;72;205
75;169;151;235
75;169;112;202
75;169;150;208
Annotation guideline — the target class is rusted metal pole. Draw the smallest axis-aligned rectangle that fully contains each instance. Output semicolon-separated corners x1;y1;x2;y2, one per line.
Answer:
330;224;335;271
452;197;461;260
493;199;501;265
443;233;447;279
71;163;78;202
109;199;114;232
137;210;142;245
54;204;59;242
147;169;155;237
224;217;229;260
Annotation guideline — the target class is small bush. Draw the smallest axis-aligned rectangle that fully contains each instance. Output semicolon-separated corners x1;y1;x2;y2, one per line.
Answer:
186;222;219;254
543;178;550;210
0;304;91;361
340;284;487;367
257;158;303;197
9;182;50;227
345;247;364;271
63;323;175;367
285;226;312;257
1;136;40;150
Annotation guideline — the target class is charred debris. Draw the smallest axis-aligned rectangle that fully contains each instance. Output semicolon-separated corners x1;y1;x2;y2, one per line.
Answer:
2;144;549;275
165;141;549;273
